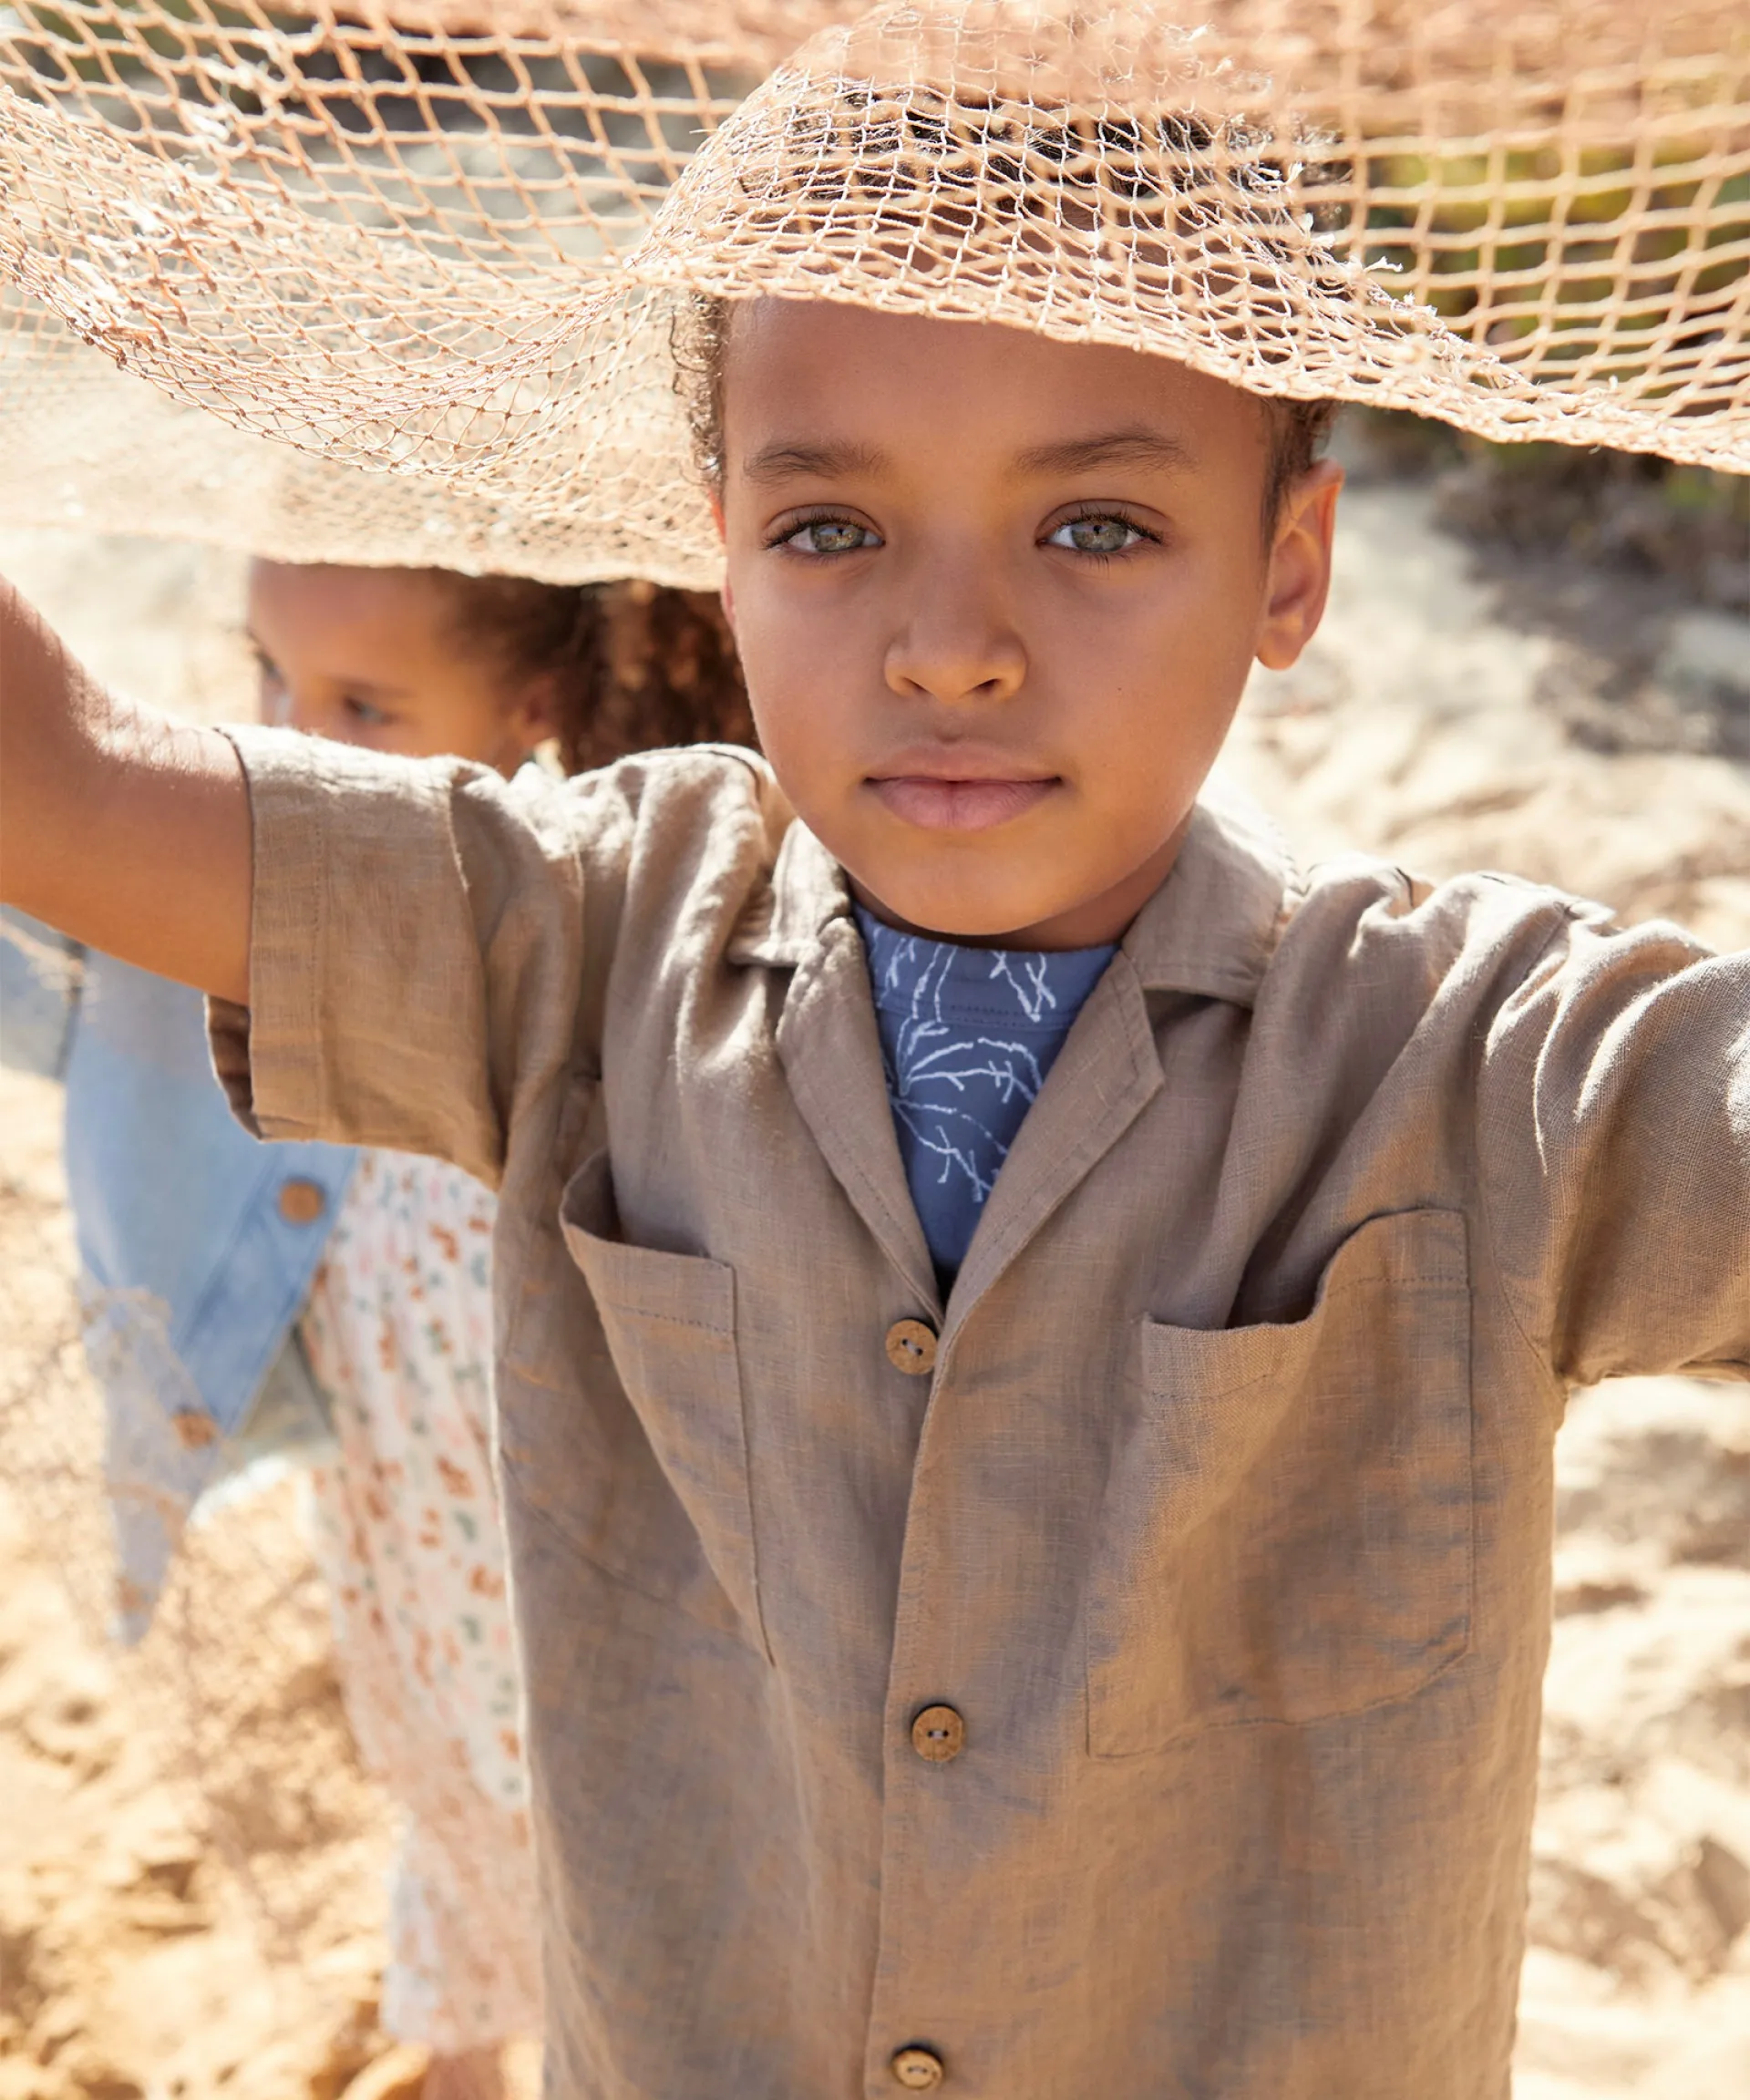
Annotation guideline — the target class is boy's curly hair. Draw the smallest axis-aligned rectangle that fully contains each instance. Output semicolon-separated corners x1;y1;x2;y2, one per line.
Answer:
435;571;756;774
674;293;1336;532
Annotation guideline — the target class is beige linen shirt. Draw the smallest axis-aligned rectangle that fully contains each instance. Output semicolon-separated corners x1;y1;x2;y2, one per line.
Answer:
212;728;1750;2100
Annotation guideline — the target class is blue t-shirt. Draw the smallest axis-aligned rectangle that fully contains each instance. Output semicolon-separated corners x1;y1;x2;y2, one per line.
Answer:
855;906;1117;1281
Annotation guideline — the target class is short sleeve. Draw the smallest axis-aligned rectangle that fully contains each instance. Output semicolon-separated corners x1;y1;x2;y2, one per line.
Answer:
208;726;633;1189
1477;898;1750;1387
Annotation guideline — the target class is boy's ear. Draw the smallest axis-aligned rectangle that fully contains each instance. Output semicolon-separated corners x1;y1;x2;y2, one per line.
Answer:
1255;458;1343;674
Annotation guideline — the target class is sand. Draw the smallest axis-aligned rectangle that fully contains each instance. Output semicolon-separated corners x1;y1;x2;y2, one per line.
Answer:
0;1045;398;2100
1;462;1748;2094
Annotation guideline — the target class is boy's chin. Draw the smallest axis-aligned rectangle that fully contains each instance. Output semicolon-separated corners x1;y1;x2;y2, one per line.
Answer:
848;866;1080;948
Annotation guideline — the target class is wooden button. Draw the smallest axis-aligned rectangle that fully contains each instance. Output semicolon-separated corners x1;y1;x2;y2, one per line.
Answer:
170;1407;218;1451
277;1178;326;1226
911;1704;965;1763
890;2046;944;2090
884;1318;938;1376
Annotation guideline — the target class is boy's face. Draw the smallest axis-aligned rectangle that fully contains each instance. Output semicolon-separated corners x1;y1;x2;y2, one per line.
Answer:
715;301;1342;947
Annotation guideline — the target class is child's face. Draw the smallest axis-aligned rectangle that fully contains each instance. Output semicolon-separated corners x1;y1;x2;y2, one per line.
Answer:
246;561;551;771
715;302;1342;947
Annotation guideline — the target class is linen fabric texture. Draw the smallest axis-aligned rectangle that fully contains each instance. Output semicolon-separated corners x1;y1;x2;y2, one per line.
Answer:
210;729;1750;2100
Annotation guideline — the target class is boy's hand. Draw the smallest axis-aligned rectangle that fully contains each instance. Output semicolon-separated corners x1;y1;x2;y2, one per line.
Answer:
0;577;251;1004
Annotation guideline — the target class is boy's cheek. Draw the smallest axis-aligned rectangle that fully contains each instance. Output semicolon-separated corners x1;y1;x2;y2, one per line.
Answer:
739;673;861;825
736;613;874;757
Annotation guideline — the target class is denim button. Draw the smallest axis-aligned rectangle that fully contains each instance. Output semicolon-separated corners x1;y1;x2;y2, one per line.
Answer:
170;1407;217;1451
278;1178;326;1225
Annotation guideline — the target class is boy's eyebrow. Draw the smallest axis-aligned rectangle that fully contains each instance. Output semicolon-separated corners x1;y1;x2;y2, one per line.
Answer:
1014;427;1197;476
738;438;888;484
736;426;1195;485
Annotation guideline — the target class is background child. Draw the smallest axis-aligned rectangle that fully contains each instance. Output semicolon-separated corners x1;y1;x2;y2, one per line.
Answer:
3;558;752;2100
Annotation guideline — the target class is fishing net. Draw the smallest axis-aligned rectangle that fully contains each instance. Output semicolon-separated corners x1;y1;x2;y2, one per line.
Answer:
0;0;1745;593
0;286;703;584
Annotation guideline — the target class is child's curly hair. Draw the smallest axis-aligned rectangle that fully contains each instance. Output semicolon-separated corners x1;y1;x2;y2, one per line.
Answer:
437;572;756;774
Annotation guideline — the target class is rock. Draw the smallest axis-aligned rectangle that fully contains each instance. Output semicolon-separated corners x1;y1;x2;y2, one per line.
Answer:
305;1992;392;2100
1526;1857;1681;1984
1655;611;1750;703
334;2044;432;2100
1553;1580;1647;1618
1694;1836;1750;1945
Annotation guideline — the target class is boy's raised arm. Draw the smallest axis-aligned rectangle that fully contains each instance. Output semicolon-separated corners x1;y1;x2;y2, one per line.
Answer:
0;577;251;1004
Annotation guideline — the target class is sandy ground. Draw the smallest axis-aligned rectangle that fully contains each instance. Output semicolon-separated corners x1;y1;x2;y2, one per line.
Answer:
0;1059;397;2100
1;467;1748;2095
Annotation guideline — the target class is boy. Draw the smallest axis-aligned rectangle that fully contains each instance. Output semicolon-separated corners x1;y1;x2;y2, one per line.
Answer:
4;22;1747;2100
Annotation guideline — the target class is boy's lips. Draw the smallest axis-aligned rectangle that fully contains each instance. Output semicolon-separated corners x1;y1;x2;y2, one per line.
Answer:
867;756;1061;834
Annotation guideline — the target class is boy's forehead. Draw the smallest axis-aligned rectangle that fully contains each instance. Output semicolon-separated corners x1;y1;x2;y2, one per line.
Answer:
724;297;1259;472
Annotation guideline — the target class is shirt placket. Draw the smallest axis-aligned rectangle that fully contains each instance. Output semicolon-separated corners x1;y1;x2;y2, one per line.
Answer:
854;962;1170;2095
861;1315;973;2096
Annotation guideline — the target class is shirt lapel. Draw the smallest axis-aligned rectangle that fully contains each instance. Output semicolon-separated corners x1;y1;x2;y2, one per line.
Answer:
942;948;1161;1328
944;788;1299;1333
732;822;942;1317
728;787;1297;1331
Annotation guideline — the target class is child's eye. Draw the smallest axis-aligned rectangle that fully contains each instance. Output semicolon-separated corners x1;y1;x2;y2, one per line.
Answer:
776;517;882;556
342;695;395;728
1045;513;1152;557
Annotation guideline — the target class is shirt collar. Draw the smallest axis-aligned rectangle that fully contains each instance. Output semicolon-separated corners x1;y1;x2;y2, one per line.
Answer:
726;813;849;966
1119;779;1300;1006
727;775;1298;1008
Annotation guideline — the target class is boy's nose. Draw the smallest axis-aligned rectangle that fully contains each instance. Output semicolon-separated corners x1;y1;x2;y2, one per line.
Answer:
882;575;1026;709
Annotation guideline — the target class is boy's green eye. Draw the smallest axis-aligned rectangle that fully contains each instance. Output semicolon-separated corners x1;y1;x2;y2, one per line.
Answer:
782;519;880;556
1047;515;1147;556
343;695;394;727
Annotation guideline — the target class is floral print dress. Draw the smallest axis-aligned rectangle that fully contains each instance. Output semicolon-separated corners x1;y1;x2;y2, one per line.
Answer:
300;1148;540;2054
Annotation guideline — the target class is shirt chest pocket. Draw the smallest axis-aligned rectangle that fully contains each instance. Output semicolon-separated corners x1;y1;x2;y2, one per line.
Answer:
1086;1209;1473;1758
510;1149;770;1661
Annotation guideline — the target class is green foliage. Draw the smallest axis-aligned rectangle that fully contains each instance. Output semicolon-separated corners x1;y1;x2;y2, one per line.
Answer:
1353;139;1750;391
